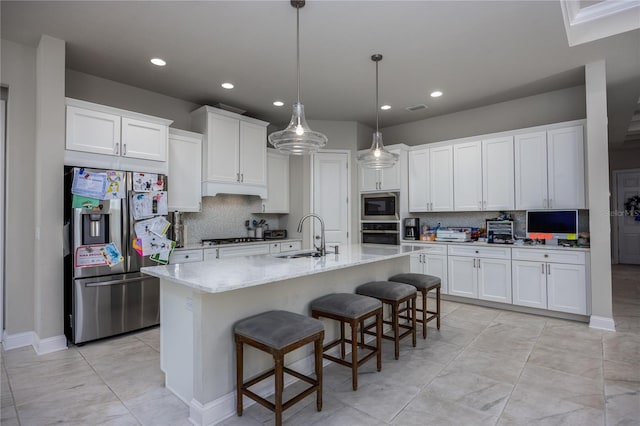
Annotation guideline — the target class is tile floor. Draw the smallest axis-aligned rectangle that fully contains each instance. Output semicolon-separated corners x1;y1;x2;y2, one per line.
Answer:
1;265;639;425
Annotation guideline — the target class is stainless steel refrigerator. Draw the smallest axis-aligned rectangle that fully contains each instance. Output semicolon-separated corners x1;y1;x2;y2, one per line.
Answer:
64;166;166;344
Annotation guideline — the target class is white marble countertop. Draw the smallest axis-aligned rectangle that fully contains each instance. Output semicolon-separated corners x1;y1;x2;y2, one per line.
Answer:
142;244;427;293
174;238;303;251
401;239;590;252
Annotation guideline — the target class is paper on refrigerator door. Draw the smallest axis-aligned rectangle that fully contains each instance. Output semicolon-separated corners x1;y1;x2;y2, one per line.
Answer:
105;171;126;199
150;240;176;264
132;172;164;192
100;243;124;266
154;191;168;215
135;216;170;238
132;193;154;219
71;168;107;199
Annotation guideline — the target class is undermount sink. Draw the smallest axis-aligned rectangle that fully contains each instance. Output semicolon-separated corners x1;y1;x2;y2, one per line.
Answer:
274;250;324;259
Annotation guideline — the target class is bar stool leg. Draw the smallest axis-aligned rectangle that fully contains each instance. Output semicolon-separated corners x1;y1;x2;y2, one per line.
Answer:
436;287;441;330
422;290;428;339
411;297;417;347
376;310;382;371
235;339;244;416
392;302;400;360
274;353;284;426
315;336;323;411
351;319;358;390
340;319;346;359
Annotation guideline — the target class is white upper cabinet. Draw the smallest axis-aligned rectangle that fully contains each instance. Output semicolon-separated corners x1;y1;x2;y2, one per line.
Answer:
454;137;514;211
408;145;454;212
65;98;172;165
121;117;168;162
482;136;515;211
547;126;585;209
261;149;290;213
358;148;402;192
168;129;202;212
66;105;121;156
453;141;483;211
191;106;269;198
515;125;585;209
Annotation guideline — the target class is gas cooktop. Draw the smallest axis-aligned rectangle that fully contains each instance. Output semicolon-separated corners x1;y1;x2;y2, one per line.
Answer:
201;237;264;246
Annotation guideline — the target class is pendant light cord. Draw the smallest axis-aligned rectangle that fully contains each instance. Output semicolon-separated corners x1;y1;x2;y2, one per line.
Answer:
375;59;379;132
296;5;301;104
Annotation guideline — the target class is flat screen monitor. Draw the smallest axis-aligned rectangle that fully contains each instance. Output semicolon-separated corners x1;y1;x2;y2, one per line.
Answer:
526;210;578;240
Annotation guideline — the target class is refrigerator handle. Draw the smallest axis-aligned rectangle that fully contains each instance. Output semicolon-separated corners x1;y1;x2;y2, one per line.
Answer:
122;172;131;271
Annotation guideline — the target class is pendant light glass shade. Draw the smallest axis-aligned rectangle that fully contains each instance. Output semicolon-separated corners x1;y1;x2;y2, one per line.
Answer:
357;54;398;169
268;102;327;155
269;0;327;155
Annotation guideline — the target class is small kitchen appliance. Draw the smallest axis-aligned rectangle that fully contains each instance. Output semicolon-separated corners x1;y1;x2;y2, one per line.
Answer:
361;192;399;221
170;211;185;248
404;218;420;240
435;229;471;242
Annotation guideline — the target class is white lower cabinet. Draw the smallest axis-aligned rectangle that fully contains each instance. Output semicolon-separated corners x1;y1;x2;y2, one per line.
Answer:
169;249;204;264
409;244;448;294
281;241;302;253
511;248;587;315
447;245;512;303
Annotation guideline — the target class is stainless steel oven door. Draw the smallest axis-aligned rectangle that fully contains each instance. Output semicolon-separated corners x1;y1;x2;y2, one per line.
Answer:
361;192;399;221
73;272;159;344
361;230;400;245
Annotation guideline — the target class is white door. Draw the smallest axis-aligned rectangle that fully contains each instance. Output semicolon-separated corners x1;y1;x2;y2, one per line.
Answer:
478;257;512;303
239;121;267;186
380;149;402;191
313;151;350;246
66;105;120;156
408;149;430;211
424;254;448;294
453;141;482;211
515;131;548;209
546;262;587;314
121;117;167;162
430;145;454;211
168;131;202;212
617;170;640;264
448;256;477;298
547;126;585;209
206;113;239;183
483;136;515;210
512;260;547;309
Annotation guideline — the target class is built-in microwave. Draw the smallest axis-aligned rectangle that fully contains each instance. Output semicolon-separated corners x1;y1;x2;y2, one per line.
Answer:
361;192;399;221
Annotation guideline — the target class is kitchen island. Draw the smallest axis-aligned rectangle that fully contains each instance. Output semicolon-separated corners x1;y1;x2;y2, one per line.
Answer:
141;244;426;426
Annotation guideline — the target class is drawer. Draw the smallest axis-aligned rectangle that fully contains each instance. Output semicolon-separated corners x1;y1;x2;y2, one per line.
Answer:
169;249;203;264
413;243;447;255
512;248;585;265
203;248;219;261
269;242;281;254
280;241;302;253
448;245;510;260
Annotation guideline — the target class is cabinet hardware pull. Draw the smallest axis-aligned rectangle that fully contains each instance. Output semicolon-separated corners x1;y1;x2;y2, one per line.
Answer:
483;200;487;208
542;264;545;274
543;198;547;208
123;144;127;156
477;258;480;268
236;173;240;182
262;204;265;213
241;173;244;182
216;248;220;259
547;264;550;275
473;258;476;268
114;143;120;155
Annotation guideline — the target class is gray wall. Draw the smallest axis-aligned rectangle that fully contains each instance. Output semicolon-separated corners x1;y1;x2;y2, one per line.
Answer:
1;39;37;336
66;69;199;131
379;85;586;147
609;147;640;172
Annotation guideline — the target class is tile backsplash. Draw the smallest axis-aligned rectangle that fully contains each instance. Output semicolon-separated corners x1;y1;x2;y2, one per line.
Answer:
182;195;283;244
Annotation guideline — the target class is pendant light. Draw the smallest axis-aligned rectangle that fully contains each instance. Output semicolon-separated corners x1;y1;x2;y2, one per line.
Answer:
357;54;399;169
268;0;328;155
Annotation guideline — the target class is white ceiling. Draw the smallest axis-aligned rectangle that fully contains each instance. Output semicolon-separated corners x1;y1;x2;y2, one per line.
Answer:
2;1;639;146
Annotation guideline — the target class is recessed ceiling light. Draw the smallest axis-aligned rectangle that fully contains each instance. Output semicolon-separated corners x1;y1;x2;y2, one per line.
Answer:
150;58;166;67
380;105;391;110
430;90;443;98
221;82;234;89
273;101;284;107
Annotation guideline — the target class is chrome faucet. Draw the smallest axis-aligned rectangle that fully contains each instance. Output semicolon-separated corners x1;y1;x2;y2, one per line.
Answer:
297;213;326;256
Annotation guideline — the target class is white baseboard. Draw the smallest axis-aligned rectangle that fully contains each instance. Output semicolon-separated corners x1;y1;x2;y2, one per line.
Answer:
589;315;616;332
1;330;67;354
34;334;68;355
2;331;36;351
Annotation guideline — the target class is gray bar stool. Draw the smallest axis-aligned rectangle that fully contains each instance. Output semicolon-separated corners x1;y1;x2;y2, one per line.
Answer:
234;310;324;426
389;273;441;339
356;281;417;360
310;293;382;391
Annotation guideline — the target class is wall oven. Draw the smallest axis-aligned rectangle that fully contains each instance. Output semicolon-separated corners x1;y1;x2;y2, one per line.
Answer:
361;192;399;221
361;222;400;245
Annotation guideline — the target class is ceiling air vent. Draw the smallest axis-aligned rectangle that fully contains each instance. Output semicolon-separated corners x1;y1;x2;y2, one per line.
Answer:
406;104;428;112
